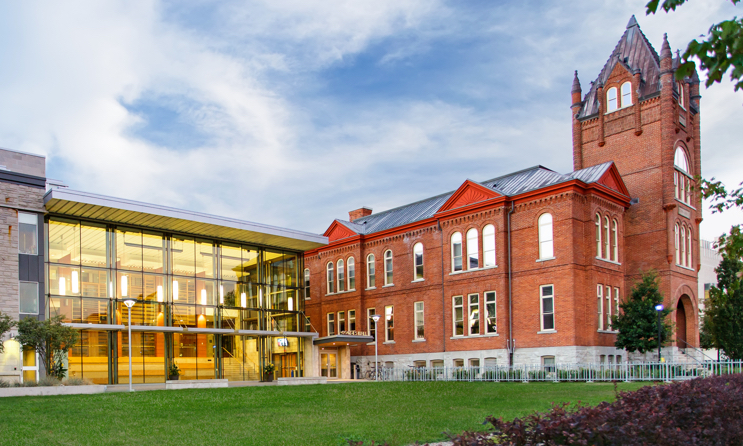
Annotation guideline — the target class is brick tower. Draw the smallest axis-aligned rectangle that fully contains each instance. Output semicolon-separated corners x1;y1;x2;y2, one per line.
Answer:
571;16;701;354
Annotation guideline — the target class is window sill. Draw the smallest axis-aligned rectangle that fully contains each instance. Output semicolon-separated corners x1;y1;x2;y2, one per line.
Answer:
449;333;498;340
412;339;426;343
411;279;424;283
595;257;622;266
366;287;376;291
383;341;395;345
675;199;696;211
536;257;556;263
366;341;376;346
537;330;557;334
677;264;695;272
449;266;496;276
597;329;618;334
382;284;394;288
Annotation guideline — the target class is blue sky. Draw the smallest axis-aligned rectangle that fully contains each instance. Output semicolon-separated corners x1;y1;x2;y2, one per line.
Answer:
0;0;741;240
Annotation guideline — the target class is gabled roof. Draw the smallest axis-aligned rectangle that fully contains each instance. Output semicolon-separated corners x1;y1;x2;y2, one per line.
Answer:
329;162;627;237
578;16;661;119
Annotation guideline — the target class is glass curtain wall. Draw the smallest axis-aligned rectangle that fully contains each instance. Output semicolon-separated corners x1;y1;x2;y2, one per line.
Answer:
46;217;306;383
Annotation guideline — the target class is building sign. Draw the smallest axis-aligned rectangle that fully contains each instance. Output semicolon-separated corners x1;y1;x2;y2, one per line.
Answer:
678;207;691;220
339;330;368;336
277;338;289;347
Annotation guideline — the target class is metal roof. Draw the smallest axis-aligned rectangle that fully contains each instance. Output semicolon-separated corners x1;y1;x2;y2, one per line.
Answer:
341;163;617;236
44;188;327;252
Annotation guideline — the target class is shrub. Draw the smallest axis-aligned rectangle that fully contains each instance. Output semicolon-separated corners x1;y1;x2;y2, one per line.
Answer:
21;380;39;387
0;380;10;388
62;377;93;386
449;374;743;445
38;376;61;387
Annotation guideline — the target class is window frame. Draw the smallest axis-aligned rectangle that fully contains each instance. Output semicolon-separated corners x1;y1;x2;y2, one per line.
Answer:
485;291;497;334
367;307;376;339
606;87;618;112
453;295;464;336
620;81;632;107
18;212;38;256
540;284;555;331
595;213;602;258
366;254;375;289
349;309;356;331
466;228;479;270
337;259;345;293
304;268;310;300
383;250;393;286
612;219;619;262
327;312;335;336
483;224;496;267
604;217;610;259
384;305;394;342
338;310;346;333
19;281;39;315
468;293;480;336
414;301;424;340
413;243;424;281
451;232;463;272
347;257;355;291
597;284;604;331
538;213;554;260
326;262;335;294
605;285;613;330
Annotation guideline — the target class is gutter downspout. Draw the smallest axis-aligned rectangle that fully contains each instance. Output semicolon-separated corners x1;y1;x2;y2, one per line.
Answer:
507;201;515;367
439;219;446;354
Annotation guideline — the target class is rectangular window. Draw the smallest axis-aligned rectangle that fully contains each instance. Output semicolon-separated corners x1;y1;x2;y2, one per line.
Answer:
384;252;393;286
414;301;424;340
414;249;424;280
597;284;604;330
19;281;39;314
540;285;555;331
348;259;355;290
468;293;480;335
327;313;335;336
542;356;555;372
304;269;310;299
367;256;376;288
18;212;38;255
485;291;497;334
453;295;464;336
338;311;346;333
606;286;612;330
385;305;394;342
367;308;376;339
305;316;311;333
338;262;345;292
348;310;356;331
614;287;620;326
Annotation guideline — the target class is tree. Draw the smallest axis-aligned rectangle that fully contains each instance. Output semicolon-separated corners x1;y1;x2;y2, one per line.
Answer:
612;271;672;355
700;257;743;359
15;315;79;380
0;311;16;354
646;0;743;91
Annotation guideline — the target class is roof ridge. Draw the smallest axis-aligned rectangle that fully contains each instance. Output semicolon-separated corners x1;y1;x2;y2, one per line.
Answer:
479;165;555;184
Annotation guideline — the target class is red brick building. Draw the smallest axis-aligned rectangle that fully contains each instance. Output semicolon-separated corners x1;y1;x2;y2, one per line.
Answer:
304;17;700;375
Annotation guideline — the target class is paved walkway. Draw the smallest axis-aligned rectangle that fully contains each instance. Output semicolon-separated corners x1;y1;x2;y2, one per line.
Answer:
105;378;371;392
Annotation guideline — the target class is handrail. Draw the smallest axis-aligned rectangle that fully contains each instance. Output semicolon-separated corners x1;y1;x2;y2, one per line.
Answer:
676;337;715;362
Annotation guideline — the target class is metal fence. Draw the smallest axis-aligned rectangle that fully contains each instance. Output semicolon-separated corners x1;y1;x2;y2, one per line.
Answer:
369;360;743;383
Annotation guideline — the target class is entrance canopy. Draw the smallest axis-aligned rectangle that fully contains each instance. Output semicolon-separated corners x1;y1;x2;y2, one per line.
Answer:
313;334;374;347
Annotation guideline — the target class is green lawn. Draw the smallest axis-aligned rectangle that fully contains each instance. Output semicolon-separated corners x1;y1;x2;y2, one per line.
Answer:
0;381;649;446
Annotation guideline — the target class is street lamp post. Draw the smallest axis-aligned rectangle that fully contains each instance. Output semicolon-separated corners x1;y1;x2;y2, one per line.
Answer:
123;296;137;392
654;304;664;362
371;314;380;381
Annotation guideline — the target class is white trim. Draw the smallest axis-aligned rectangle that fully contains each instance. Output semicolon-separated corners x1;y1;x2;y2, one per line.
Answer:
411;279;425;283
537;330;557;334
535;257;556;263
595;257;622;266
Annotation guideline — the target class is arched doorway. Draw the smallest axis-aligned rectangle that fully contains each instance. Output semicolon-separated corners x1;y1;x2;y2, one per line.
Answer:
675;300;687;348
675;294;695;349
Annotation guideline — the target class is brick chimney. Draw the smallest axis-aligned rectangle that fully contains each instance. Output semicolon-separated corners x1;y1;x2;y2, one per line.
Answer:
349;207;372;222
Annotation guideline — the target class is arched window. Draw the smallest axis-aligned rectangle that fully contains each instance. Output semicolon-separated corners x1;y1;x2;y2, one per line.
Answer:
604;217;610;260
384;250;393;286
674;224;680;265
327;262;335;294
413;243;424;280
595;214;602;258
467;228;479;269
621;82;632;107
347;257;355;290
337;259;345;292
674;147;691;205
538;213;554;259
483;224;496;267
304;268;310;299
686;227;692;268
366;254;375;288
606;87;618;112
612;219;619;262
451;232;463;272
677;81;685;109
680;226;686;267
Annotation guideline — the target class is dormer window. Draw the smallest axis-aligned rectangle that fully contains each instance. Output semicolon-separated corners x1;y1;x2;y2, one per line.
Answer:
606;87;618;112
620;82;632;106
674;147;691;206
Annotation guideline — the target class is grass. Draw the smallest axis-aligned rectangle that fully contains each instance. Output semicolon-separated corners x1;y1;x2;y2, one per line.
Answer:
0;381;649;446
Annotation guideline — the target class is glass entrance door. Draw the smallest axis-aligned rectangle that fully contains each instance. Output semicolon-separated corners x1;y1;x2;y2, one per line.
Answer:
320;351;337;378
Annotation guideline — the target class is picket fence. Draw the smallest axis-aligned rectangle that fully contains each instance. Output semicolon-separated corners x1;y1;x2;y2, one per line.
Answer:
367;360;743;383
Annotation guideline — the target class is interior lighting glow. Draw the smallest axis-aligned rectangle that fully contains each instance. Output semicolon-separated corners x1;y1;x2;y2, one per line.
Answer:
201;289;207;305
219;285;224;304
156;285;163;302
59;277;66;296
173;280;178;300
121;276;128;297
288;297;293;311
71;271;79;294
241;292;247;308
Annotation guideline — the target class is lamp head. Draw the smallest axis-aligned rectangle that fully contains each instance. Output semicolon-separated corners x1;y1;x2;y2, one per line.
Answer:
123;297;137;308
654;304;664;312
371;314;380;323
